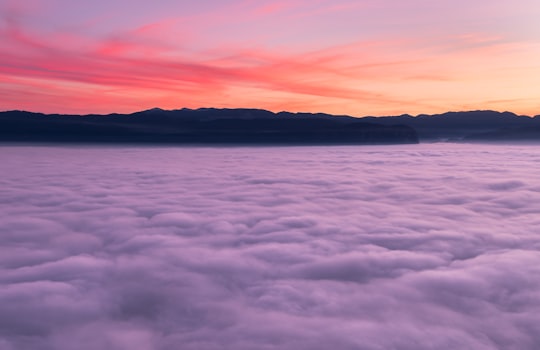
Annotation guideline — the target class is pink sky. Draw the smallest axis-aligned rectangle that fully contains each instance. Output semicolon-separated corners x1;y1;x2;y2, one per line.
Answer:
1;0;540;116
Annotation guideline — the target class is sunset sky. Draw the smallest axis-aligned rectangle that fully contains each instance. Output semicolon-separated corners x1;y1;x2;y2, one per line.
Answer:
1;0;540;116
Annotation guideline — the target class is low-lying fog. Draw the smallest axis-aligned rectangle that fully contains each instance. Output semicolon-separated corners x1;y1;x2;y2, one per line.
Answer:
1;143;539;349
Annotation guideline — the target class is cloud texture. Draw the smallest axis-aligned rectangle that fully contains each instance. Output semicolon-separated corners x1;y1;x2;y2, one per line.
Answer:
1;0;540;115
1;143;540;349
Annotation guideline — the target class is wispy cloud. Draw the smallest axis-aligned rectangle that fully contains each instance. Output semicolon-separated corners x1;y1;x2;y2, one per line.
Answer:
1;0;540;115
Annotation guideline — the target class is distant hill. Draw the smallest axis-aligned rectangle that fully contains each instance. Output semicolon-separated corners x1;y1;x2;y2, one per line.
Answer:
361;110;540;141
2;108;539;144
0;109;418;145
463;126;540;142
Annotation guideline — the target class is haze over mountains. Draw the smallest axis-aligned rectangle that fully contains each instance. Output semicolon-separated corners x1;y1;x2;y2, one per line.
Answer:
1;108;540;144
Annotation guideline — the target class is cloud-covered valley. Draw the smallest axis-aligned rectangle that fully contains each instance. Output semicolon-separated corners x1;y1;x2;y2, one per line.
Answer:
1;143;540;349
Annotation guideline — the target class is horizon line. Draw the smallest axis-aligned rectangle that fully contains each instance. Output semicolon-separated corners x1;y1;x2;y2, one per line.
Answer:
2;107;538;119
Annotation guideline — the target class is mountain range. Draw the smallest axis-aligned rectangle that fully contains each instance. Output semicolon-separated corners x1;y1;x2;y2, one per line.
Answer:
362;110;540;142
1;108;539;144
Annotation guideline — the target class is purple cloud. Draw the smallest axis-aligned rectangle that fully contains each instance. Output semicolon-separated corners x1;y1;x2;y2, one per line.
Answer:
1;143;540;349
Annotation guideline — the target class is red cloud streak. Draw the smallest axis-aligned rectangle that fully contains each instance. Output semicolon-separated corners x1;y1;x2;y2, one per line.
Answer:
1;1;539;115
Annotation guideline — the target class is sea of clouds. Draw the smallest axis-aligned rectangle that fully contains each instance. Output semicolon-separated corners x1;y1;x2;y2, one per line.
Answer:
1;143;540;349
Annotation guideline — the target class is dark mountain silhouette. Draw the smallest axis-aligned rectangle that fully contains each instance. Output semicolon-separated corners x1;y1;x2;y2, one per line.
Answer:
361;110;540;141
463;126;540;142
2;108;539;144
0;109;418;145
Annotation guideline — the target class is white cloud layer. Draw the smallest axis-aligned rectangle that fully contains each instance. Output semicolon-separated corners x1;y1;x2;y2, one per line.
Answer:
1;143;540;349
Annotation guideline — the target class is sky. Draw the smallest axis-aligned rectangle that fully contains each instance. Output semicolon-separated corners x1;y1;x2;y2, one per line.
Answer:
1;144;540;349
1;0;540;116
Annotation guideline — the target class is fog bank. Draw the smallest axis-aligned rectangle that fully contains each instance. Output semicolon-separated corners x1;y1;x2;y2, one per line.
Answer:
1;144;540;349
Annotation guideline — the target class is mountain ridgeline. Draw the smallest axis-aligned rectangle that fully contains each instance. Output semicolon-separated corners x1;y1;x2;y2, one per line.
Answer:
362;110;540;142
1;108;540;144
0;108;418;145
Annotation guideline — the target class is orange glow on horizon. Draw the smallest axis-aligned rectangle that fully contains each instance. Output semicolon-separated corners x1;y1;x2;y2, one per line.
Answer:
1;0;540;116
